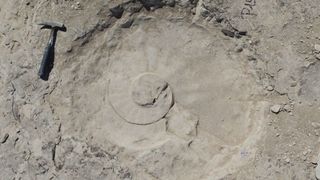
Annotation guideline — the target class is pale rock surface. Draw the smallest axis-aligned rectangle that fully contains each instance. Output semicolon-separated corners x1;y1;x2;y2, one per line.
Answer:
0;0;320;179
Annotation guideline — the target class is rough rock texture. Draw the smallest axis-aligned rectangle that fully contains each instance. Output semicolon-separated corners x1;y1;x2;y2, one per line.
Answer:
1;0;320;179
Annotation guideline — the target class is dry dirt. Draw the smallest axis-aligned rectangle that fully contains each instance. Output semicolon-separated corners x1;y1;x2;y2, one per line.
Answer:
1;0;320;179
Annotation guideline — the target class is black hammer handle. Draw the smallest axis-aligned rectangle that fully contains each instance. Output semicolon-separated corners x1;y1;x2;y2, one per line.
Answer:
38;41;54;80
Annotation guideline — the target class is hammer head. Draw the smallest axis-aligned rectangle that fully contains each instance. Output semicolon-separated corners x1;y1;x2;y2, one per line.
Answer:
38;21;67;32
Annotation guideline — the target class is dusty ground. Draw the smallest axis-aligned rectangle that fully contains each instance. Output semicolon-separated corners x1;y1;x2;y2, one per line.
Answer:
1;0;320;179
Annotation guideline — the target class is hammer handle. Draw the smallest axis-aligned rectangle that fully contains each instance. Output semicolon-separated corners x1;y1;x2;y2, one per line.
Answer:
38;42;54;80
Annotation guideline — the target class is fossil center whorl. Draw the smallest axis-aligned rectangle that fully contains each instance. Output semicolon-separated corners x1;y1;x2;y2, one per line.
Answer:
131;73;170;107
108;72;173;125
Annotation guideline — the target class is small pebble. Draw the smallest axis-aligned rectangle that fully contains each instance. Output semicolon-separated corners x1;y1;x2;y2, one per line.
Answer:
284;157;290;163
267;85;274;91
66;46;73;53
235;46;243;53
270;104;282;114
121;19;134;28
311;155;318;165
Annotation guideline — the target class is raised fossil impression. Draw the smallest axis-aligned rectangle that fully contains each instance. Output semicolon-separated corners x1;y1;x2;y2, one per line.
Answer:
108;72;173;125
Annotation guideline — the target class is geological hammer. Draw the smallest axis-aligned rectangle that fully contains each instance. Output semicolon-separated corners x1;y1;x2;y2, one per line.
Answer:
38;22;67;80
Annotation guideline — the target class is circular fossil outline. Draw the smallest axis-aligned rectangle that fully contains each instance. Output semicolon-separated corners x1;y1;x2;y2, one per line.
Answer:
101;20;268;179
107;72;174;125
